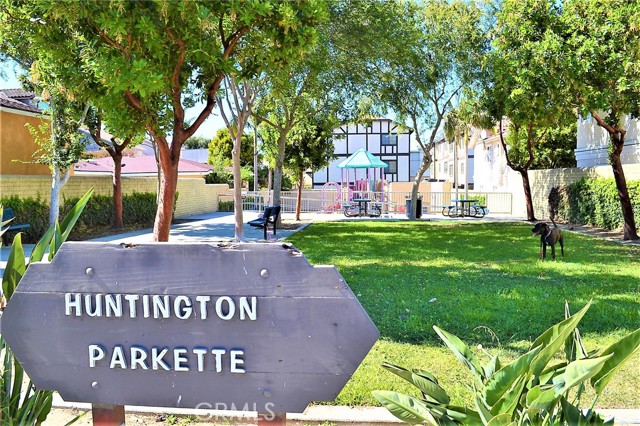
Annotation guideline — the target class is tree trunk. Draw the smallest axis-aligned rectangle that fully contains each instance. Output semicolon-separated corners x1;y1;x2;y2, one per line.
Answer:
232;131;245;241
153;158;179;242
296;171;304;221
152;139;162;205
454;136;459;201
519;169;536;222
609;136;638;240
49;168;71;226
49;169;61;226
253;130;259;193
267;168;273;205
409;152;431;220
464;131;469;199
272;132;287;209
112;150;124;228
272;131;288;226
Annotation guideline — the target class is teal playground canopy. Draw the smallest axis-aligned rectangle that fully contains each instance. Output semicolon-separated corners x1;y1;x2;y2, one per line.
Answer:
337;148;388;169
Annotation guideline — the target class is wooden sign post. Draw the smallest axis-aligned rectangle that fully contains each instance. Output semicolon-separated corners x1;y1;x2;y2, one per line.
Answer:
2;242;379;425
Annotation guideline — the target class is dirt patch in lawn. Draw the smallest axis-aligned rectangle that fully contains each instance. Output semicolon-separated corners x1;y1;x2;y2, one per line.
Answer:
561;223;640;245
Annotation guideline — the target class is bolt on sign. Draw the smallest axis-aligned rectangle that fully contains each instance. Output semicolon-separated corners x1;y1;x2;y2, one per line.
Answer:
2;243;379;414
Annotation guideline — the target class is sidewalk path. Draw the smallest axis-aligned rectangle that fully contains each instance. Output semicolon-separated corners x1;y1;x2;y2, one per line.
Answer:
91;211;301;244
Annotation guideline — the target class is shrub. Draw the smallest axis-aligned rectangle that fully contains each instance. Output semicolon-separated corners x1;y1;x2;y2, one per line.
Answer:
554;178;640;229
61;192;162;239
218;200;234;212
472;194;487;206
1;192;165;242
373;301;640;426
0;196;50;243
548;186;561;221
204;170;232;185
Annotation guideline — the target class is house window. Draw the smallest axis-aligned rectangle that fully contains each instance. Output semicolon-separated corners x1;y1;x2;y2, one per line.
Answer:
460;163;465;174
384;160;397;175
381;134;398;146
449;164;453;177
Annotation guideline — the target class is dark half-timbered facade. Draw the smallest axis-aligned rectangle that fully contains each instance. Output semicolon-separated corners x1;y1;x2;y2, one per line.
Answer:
312;118;413;187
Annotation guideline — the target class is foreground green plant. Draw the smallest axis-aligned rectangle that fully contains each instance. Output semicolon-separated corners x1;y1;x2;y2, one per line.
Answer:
373;301;640;426
1;188;93;426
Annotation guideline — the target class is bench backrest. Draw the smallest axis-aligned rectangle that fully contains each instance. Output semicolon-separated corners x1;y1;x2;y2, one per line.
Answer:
2;208;16;222
263;205;281;222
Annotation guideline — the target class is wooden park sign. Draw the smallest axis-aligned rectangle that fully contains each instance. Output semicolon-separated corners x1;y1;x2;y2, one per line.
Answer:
2;242;379;416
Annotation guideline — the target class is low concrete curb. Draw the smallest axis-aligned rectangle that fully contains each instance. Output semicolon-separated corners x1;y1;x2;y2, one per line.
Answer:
52;395;640;425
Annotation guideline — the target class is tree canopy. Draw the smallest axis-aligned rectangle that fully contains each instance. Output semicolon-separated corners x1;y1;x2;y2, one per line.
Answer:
375;0;487;219
556;0;640;238
184;136;211;150
0;0;326;241
207;128;254;169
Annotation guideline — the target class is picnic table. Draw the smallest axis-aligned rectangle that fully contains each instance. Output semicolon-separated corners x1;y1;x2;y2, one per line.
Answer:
343;198;382;218
442;199;486;218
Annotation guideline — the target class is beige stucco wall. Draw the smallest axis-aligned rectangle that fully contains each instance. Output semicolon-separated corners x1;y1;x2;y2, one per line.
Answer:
0;175;231;218
0;108;51;175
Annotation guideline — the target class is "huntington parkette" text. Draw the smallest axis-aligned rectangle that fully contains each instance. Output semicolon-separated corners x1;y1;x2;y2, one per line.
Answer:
65;293;257;373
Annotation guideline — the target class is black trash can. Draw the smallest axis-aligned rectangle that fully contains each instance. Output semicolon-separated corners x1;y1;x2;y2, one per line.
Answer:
405;197;423;218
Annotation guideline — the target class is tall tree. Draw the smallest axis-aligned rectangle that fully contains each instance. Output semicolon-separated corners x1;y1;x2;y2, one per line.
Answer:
0;19;89;226
482;0;571;221
252;0;373;217
216;76;258;241
556;0;640;239
0;0;324;241
377;0;486;219
530;116;577;170
208;128;254;169
85;106;145;228
183;136;210;150
443;97;493;200
26;91;89;225
284;115;337;221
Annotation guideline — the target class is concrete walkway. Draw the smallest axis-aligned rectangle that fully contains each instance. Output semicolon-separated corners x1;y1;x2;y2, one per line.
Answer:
90;211;301;244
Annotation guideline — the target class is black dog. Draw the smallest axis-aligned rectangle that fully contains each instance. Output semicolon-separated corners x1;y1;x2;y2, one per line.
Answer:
531;220;564;260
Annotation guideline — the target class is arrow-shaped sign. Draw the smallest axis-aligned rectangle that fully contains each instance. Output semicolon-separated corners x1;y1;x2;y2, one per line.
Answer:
2;242;379;414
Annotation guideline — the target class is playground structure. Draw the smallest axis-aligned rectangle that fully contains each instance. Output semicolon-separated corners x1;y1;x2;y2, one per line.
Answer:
320;148;391;216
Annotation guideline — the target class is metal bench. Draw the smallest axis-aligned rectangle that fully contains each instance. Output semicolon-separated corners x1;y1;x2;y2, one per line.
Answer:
248;205;281;240
1;208;31;245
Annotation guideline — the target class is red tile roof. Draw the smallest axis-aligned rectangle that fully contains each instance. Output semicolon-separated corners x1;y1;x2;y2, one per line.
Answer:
74;155;213;176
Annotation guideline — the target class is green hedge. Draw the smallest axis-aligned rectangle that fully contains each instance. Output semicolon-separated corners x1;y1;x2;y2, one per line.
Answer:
218;200;234;212
1;192;164;243
553;177;640;230
0;195;50;242
62;192;161;239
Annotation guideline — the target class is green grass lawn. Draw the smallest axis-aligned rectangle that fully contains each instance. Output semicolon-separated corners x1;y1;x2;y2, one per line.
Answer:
286;221;640;408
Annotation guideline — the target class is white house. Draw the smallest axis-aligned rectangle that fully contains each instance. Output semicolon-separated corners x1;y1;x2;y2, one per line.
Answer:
575;115;640;167
312;118;413;187
471;128;517;193
431;137;475;189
